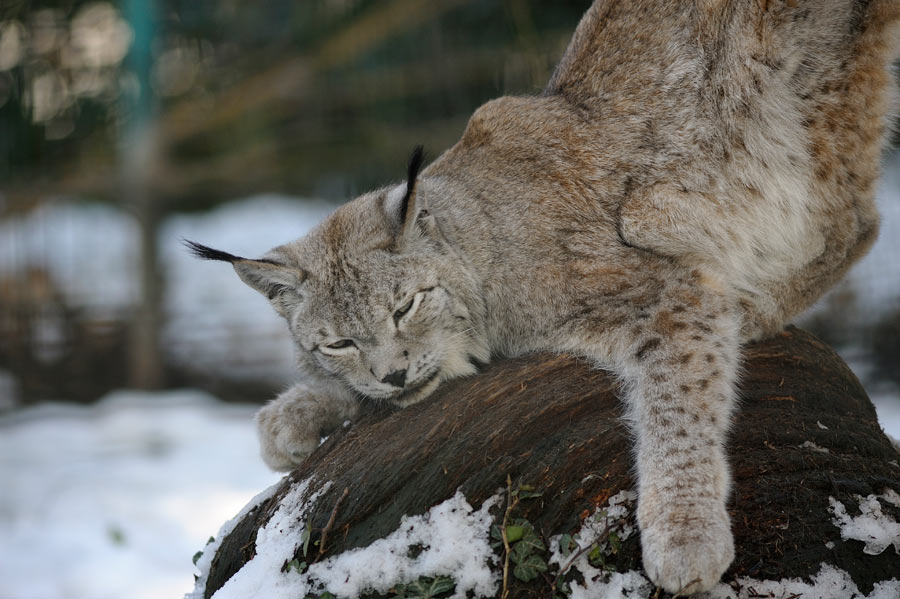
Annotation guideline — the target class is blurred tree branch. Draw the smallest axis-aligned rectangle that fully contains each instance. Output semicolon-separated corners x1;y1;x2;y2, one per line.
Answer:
160;0;475;147
2;25;569;209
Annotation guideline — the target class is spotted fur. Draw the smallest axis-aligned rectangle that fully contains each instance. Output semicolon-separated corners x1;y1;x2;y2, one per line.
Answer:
199;1;900;594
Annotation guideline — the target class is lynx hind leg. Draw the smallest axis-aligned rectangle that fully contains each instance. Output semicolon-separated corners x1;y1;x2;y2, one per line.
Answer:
617;183;727;262
256;385;358;471
755;0;900;329
615;273;740;594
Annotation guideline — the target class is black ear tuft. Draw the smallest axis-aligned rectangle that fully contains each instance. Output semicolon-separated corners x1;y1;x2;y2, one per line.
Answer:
398;145;425;226
183;239;243;263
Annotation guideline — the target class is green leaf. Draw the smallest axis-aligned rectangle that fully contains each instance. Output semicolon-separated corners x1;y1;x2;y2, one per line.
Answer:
399;576;455;598
509;539;532;564
490;524;503;541
507;522;546;566
513;554;548;582
206;536;215;545
402;580;426;596
518;526;546;554
281;558;307;574
490;524;504;551
517;485;543;500
558;534;577;557
107;526;126;546
320;593;336;599
427;576;455;595
587;544;605;568
302;519;312;557
192;550;203;565
505;525;524;543
608;530;621;554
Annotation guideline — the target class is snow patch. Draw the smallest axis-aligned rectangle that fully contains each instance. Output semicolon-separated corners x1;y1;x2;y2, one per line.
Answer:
548;490;640;599
570;570;652;599
800;440;831;453
829;491;900;555
187;479;284;599
210;488;501;599
709;563;900;599
0;391;281;599
542;491;900;599
210;477;332;598
536;564;900;599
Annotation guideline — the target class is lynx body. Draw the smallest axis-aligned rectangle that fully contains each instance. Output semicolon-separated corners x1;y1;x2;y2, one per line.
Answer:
192;0;900;593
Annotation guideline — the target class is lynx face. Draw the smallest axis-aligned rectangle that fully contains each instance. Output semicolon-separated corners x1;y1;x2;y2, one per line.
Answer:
284;244;488;407
187;151;490;407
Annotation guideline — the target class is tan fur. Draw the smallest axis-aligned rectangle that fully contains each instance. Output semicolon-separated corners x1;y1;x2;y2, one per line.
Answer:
207;1;899;594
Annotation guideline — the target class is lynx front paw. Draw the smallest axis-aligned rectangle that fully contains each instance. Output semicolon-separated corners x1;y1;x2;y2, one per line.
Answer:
255;397;322;472
640;503;734;595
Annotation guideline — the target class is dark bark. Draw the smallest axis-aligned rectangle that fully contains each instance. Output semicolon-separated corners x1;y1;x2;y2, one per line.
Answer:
203;327;900;597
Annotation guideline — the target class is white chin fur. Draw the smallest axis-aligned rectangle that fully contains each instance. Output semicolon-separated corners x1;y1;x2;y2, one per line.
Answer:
390;375;444;408
391;343;488;407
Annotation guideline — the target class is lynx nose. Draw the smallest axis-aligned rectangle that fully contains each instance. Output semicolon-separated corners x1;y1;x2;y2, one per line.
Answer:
381;368;407;388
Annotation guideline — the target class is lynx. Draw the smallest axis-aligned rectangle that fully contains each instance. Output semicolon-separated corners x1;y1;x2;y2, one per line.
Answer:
189;0;900;593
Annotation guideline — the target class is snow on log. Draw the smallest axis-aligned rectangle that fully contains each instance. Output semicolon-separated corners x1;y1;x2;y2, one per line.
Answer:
190;327;900;599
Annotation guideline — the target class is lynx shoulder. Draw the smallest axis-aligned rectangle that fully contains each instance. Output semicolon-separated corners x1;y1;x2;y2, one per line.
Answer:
191;0;900;594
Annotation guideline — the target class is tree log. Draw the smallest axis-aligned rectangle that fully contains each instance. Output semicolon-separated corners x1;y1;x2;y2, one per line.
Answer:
198;327;900;598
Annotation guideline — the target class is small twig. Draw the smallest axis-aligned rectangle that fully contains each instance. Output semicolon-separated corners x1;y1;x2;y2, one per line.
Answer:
672;577;702;598
553;524;608;586
500;474;520;599
551;514;624;592
316;487;349;562
536;527;557;592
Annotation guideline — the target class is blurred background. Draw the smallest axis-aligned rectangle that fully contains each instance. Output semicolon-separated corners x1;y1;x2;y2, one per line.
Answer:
0;1;897;598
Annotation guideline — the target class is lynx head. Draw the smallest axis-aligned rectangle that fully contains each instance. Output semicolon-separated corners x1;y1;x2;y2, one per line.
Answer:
188;147;489;406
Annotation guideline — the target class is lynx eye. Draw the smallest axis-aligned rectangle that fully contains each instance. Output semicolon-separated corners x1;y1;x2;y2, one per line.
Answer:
326;339;356;350
394;288;434;326
394;298;415;321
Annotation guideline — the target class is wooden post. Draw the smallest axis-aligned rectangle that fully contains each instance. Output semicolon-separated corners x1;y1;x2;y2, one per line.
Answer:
200;327;900;597
122;0;163;389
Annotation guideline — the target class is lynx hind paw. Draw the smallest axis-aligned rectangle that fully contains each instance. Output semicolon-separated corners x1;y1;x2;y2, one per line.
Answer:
640;505;734;595
255;399;321;472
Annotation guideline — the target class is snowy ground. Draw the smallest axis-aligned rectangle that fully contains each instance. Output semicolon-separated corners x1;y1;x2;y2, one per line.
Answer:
0;391;280;599
0;389;897;599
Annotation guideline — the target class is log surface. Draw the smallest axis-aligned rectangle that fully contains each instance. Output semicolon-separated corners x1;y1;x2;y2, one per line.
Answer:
204;327;900;597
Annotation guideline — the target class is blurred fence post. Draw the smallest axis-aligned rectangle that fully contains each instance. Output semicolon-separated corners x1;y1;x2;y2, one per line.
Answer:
122;0;163;389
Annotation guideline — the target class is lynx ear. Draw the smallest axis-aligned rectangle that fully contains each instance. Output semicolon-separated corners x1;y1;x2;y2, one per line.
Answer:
397;145;427;239
184;240;306;301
